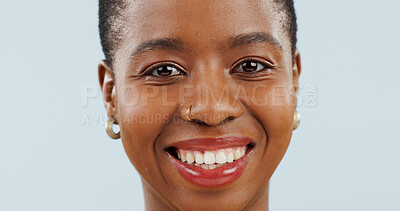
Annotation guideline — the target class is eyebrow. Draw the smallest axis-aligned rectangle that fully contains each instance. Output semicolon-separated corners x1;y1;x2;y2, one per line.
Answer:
130;32;281;59
130;38;185;58
229;32;282;49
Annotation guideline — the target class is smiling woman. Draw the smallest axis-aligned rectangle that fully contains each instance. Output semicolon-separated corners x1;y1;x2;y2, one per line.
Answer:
98;0;300;210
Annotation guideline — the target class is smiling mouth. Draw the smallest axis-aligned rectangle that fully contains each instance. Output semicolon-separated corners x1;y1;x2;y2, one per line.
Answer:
166;143;255;169
165;136;255;188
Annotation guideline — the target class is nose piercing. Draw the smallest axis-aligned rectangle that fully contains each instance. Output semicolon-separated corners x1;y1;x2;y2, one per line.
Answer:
185;105;192;121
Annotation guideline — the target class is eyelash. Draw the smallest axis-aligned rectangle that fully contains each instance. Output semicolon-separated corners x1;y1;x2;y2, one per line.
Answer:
144;62;186;77
143;59;274;77
231;58;275;76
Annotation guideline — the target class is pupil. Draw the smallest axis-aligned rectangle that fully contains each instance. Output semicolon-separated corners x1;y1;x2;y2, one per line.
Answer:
157;66;173;76
242;62;257;72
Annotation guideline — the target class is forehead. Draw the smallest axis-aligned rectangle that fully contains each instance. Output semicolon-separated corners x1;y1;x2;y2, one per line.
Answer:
116;0;290;60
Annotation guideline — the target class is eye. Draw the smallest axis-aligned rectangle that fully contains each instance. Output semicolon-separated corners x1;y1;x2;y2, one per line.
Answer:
235;61;266;72
149;65;183;76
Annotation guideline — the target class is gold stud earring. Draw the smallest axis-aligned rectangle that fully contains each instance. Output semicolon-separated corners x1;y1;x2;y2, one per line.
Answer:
292;110;301;130
106;116;120;139
185;105;192;121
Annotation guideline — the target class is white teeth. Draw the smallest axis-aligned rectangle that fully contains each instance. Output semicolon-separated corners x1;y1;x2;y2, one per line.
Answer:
204;151;215;164
181;153;186;162
176;146;249;166
186;152;194;164
234;148;242;160
195;151;204;164
216;151;227;164
227;152;234;162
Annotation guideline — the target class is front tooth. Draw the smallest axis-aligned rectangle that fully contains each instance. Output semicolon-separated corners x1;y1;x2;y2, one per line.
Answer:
234;148;241;160
181;153;186;162
209;164;216;169
216;163;223;167
195;152;204;164
227;152;234;162
186;152;194;164
200;164;208;169
216;151;227;164
204;151;215;164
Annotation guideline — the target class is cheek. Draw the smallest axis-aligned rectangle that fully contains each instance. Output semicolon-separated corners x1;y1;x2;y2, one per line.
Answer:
239;79;295;175
117;84;180;130
115;84;179;173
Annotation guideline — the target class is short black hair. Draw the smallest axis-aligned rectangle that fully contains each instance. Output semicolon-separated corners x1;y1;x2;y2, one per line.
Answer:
99;0;297;68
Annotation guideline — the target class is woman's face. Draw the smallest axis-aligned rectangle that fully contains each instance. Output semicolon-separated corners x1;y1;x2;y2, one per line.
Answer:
99;0;300;210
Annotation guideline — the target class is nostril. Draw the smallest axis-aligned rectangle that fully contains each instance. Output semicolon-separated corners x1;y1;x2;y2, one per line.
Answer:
224;116;236;122
219;116;236;125
191;119;209;126
190;116;236;127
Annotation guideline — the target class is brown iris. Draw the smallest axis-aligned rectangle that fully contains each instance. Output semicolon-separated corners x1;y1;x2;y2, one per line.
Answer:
241;61;259;72
155;66;174;76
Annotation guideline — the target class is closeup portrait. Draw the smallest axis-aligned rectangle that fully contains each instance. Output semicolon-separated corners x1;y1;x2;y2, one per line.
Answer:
2;0;399;211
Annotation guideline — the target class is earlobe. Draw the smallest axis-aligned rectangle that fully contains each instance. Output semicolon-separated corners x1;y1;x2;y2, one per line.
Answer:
98;60;118;123
292;49;302;94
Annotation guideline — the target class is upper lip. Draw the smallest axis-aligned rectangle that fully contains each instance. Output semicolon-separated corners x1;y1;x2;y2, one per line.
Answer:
168;136;254;151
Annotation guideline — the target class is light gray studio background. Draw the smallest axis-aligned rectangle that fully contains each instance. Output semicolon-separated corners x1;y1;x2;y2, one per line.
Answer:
1;0;399;210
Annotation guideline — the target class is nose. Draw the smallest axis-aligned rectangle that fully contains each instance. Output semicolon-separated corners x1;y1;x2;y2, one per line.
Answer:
181;72;243;126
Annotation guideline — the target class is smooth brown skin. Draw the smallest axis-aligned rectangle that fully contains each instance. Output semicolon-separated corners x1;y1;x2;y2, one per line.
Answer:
98;0;301;210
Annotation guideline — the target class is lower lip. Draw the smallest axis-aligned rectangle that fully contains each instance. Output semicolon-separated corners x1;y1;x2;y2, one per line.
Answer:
168;151;251;188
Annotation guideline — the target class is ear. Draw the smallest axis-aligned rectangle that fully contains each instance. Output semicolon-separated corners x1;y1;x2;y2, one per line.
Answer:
98;60;118;124
292;49;302;94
